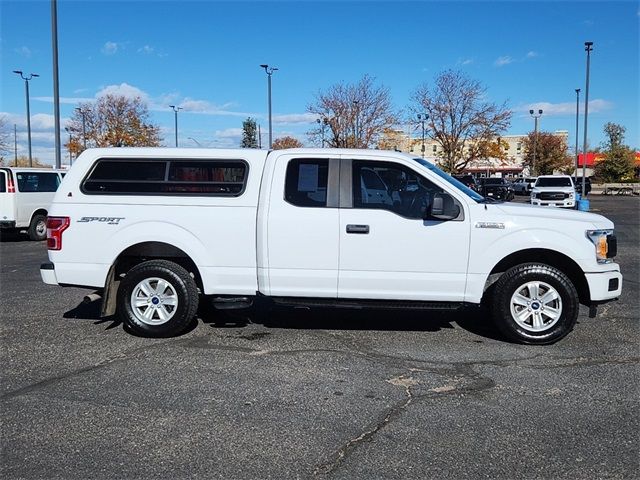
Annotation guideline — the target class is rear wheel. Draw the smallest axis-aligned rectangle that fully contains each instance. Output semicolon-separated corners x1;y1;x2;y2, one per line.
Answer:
490;263;578;344
28;214;47;241
117;260;199;337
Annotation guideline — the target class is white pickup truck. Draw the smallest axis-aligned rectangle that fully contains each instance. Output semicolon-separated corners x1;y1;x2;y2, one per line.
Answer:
40;148;622;344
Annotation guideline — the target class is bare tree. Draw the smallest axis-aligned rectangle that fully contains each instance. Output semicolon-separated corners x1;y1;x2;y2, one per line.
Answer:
411;70;511;173
0;115;10;162
307;75;398;148
66;94;162;157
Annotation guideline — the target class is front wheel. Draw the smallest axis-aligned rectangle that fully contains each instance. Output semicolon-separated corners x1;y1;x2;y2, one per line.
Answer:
117;260;199;337
490;263;579;344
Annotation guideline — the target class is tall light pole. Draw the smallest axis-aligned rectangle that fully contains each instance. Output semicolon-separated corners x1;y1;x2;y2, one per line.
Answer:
65;127;73;165
582;42;593;198
13;70;38;167
13;124;18;166
259;64;278;148
51;0;61;168
75;107;87;149
574;88;580;179
529;109;543;176
417;113;428;158
169;105;182;147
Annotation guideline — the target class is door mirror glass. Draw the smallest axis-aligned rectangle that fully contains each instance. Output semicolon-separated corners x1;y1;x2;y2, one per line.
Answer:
426;192;460;221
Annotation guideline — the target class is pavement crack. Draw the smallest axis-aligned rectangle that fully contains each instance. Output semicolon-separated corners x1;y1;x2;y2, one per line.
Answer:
313;373;416;476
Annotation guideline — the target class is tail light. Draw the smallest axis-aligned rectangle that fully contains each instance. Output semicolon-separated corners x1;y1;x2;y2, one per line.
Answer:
7;174;15;193
47;216;70;250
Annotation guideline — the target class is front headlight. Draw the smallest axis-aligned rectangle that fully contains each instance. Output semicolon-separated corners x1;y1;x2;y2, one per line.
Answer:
586;229;616;263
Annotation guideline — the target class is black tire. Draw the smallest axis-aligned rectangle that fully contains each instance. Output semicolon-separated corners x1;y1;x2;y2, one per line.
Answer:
117;259;199;337
28;214;47;241
490;263;578;345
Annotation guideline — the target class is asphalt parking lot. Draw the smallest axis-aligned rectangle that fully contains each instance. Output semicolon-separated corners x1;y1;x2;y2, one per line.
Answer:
1;196;638;479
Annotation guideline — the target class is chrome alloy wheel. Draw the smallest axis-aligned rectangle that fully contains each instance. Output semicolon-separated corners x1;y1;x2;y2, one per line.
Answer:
130;277;178;325
509;281;563;333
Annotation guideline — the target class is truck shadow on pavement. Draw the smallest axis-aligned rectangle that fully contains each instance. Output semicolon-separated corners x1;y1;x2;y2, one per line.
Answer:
63;298;505;342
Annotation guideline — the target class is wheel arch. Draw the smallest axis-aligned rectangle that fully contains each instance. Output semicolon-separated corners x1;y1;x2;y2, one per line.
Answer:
485;248;590;305
101;241;204;317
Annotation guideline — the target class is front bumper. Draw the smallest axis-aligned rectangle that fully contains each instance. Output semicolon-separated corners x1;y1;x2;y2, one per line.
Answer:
585;269;622;302
0;220;16;229
531;198;576;208
40;262;59;285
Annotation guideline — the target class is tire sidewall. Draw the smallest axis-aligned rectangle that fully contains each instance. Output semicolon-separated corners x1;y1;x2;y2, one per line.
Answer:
29;214;47;241
493;264;578;344
118;261;197;337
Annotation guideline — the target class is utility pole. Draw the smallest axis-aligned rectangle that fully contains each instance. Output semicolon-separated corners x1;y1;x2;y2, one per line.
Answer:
260;64;278;148
13;124;18;165
582;42;593;198
529;109;543;176
574;88;580;179
13;70;39;167
169;105;182;147
76;107;87;149
51;0;61;168
417;113;428;158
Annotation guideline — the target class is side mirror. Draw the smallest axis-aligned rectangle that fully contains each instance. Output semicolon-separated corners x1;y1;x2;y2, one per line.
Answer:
426;192;460;221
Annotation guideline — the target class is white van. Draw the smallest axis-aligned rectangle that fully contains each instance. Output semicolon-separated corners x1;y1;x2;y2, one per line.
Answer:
0;167;66;240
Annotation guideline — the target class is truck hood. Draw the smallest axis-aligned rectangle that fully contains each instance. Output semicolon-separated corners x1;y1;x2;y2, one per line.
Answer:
492;202;614;229
531;186;574;192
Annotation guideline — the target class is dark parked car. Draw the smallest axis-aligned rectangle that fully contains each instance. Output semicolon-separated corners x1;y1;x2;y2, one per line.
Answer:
573;177;592;195
453;174;479;191
478;177;515;201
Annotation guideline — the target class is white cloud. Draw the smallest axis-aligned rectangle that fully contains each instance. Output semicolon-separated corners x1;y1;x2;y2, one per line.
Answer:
494;56;514;67
33;96;94;105
457;58;474;66
101;41;119;55
15;46;31;58
96;83;149;102
526;51;538;58
273;113;318;124
523;99;613;116
214;128;243;139
138;45;154;55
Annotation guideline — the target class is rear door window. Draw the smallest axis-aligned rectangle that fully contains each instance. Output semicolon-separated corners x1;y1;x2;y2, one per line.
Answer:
284;159;329;207
0;172;5;193
15;172;61;192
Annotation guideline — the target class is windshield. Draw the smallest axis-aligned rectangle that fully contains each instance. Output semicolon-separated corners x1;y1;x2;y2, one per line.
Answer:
413;158;484;202
483;178;504;185
536;177;573;187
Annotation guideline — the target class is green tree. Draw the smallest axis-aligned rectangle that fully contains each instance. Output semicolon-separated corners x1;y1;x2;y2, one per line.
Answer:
411;70;511;173
594;123;636;182
522;131;572;175
67;95;161;156
241;117;258;148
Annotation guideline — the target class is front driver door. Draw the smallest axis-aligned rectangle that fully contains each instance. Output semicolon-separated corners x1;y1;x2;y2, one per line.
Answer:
338;157;471;302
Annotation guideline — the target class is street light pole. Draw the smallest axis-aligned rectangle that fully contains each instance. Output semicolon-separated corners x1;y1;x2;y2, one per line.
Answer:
582;42;593;198
529;109;543;176
169;105;182;147
65;127;73;165
13;71;39;167
574;88;580;179
353;100;359;148
417;113;428;158
76;107;87;149
260;64;278;149
13;124;18;166
317;118;328;147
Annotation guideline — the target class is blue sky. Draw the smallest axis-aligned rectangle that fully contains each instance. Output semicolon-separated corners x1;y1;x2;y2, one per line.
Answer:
1;0;638;165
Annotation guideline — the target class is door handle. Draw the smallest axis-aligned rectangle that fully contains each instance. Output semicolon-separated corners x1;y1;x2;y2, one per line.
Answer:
346;224;369;234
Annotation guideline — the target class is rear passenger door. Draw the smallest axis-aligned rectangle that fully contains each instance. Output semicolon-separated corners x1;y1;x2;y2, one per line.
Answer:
265;155;340;297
